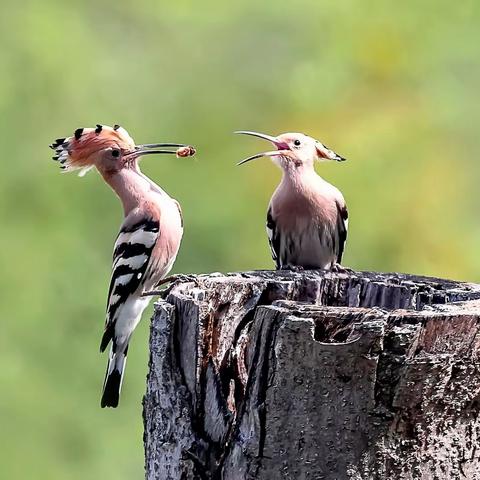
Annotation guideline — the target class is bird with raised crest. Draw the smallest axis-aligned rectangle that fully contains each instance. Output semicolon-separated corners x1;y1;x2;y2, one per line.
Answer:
50;124;195;407
236;130;348;271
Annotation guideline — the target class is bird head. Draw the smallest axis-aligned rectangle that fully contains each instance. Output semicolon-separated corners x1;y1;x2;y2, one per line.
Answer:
50;124;195;176
235;131;346;170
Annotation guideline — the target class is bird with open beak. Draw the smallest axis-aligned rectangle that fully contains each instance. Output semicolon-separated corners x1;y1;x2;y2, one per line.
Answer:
236;130;348;271
50;124;195;407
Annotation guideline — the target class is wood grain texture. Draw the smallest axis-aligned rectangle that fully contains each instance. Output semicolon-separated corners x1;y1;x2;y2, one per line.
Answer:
143;270;480;479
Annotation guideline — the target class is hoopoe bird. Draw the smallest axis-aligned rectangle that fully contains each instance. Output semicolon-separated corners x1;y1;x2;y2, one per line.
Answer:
236;131;348;271
50;124;195;407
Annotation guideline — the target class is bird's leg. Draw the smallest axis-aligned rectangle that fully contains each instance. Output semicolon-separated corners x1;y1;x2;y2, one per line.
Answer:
142;274;199;297
330;263;354;274
279;264;305;272
162;273;199;285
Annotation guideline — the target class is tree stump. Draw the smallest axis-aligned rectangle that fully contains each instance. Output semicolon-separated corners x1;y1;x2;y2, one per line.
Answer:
143;270;480;480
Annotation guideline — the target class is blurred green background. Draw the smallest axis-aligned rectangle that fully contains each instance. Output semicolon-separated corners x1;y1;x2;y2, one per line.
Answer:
1;0;479;478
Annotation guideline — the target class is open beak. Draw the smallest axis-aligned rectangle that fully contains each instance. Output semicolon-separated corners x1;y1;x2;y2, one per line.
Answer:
132;142;194;158
235;130;290;166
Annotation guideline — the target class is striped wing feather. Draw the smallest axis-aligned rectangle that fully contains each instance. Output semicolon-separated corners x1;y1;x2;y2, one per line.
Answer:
335;202;348;263
100;218;159;352
266;207;280;269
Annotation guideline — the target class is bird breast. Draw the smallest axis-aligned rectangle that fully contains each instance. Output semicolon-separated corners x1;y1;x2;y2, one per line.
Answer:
271;178;340;231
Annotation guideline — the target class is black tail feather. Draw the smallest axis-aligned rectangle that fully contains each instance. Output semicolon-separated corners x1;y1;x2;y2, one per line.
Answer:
101;370;122;408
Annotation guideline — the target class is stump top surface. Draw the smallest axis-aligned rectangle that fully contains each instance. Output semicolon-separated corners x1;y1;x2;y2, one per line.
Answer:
165;269;480;312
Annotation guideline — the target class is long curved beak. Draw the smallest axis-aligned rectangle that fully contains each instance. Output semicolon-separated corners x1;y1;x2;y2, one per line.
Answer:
133;142;193;158
235;130;279;144
138;143;188;149
134;149;179;157
235;130;290;166
237;151;285;166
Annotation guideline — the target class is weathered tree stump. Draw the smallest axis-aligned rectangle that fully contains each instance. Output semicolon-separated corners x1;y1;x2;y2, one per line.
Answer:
143;270;480;480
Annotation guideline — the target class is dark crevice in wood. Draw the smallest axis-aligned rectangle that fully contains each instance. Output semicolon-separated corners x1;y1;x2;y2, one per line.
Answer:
249;309;281;460
313;314;357;343
211;289;278;477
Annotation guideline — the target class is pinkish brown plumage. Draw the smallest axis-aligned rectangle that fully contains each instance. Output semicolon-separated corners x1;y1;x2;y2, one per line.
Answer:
50;124;194;407
236;130;348;270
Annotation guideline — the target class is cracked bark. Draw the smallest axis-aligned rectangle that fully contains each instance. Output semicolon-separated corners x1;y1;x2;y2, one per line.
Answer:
143;270;480;479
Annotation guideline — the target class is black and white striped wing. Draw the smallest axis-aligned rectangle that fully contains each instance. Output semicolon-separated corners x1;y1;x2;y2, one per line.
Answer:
335;202;348;263
266;207;281;269
99;218;159;352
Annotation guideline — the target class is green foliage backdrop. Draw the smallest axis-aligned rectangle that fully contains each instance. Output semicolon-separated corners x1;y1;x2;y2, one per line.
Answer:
1;0;479;478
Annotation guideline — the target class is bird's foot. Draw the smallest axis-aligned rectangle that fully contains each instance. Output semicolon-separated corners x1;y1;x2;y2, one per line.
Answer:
164;273;198;285
142;274;199;297
279;264;305;272
330;263;354;274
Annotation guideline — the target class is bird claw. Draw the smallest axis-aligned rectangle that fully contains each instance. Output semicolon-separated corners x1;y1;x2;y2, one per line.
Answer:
142;274;199;297
330;263;354;274
279;264;305;272
168;273;199;286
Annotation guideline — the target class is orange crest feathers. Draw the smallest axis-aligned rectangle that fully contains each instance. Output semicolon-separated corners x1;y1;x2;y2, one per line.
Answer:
50;124;135;176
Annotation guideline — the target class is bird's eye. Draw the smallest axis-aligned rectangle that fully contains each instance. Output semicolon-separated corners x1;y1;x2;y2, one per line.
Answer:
111;149;120;158
293;139;301;146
